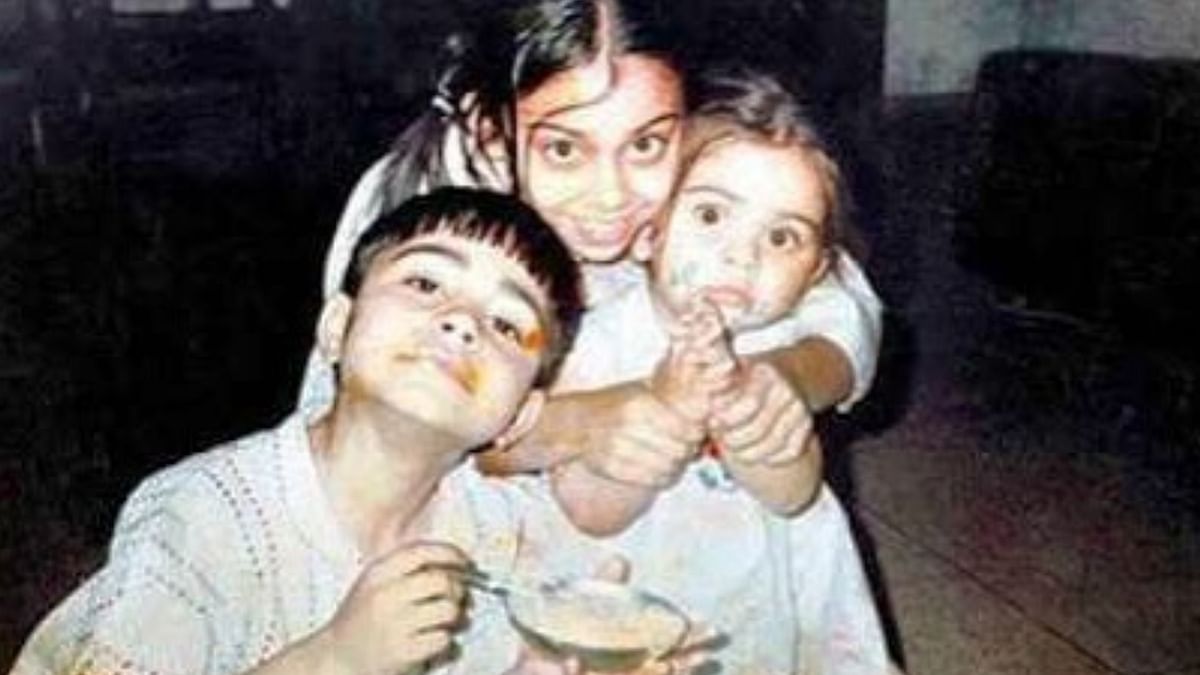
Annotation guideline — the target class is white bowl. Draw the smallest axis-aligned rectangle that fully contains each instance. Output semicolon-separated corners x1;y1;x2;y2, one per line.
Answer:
504;578;689;671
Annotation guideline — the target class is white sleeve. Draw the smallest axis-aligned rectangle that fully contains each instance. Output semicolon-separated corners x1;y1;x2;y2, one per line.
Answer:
732;250;883;412
552;284;668;394
12;474;245;675
489;474;604;583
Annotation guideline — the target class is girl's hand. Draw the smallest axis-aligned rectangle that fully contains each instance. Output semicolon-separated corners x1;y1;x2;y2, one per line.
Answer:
709;362;814;466
319;541;470;675
580;385;705;488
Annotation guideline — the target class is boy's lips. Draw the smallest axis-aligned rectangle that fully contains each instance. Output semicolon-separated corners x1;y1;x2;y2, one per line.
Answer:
409;351;479;395
434;357;478;394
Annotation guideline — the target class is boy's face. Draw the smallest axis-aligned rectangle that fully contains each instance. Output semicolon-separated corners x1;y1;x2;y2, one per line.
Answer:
325;230;553;448
653;138;830;331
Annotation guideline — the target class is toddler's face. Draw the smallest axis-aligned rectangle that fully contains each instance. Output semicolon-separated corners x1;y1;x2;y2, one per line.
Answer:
653;138;831;331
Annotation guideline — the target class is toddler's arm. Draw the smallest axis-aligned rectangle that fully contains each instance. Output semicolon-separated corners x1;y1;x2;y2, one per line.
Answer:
481;254;879;479
673;306;825;516
709;362;825;516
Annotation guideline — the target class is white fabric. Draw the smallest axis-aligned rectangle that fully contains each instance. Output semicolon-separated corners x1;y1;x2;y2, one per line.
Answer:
546;267;891;672
530;477;891;675
557;254;882;411
11;415;534;675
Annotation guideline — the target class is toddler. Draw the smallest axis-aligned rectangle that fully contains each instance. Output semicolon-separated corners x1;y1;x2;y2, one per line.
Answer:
544;69;893;675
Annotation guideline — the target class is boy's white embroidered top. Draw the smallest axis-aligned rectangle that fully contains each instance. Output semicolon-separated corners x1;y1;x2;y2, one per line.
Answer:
12;415;534;675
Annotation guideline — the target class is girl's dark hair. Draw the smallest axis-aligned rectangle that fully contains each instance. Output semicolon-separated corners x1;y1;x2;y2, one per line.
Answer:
681;65;864;262
343;187;584;387
379;0;686;211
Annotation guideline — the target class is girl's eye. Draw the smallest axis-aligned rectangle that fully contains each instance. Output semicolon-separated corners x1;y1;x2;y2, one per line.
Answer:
539;137;582;167
491;316;522;344
692;203;724;227
628;134;669;163
402;276;440;294
767;227;802;249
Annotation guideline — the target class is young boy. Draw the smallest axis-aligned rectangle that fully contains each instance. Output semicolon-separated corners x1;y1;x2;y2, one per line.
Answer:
10;188;588;675
541;69;893;674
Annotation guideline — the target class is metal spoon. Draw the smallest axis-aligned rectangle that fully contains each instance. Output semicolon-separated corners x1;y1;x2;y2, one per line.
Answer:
463;567;566;599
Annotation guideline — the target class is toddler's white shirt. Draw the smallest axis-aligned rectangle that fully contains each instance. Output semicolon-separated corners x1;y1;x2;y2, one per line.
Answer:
545;261;891;673
528;477;892;675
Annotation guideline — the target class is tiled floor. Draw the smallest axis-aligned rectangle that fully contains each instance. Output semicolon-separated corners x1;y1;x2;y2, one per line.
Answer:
847;99;1200;675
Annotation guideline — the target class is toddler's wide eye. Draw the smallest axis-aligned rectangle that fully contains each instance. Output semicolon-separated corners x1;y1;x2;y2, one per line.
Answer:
403;276;439;294
767;227;801;249
693;204;724;227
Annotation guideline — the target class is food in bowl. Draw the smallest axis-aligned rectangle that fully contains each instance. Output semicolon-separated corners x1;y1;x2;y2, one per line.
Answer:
504;578;689;671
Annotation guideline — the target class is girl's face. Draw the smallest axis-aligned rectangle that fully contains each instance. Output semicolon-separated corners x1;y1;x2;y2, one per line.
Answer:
516;55;684;264
653;137;832;331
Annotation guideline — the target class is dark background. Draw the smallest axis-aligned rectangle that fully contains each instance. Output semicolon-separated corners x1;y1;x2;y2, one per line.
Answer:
2;0;1198;667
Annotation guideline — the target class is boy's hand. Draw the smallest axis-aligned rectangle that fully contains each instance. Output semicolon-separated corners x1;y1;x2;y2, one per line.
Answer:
321;541;469;675
709;363;814;466
581;387;705;488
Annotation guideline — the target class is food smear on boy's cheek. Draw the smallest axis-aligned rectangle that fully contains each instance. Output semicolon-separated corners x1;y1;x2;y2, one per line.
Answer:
520;328;547;354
